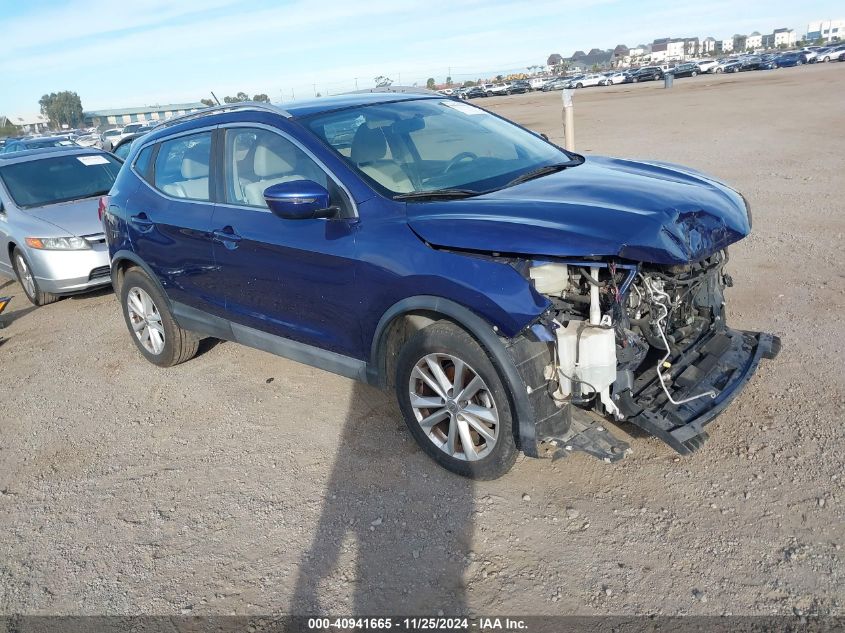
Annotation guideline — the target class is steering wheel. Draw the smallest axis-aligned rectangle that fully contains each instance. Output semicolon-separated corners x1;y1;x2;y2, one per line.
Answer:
444;151;478;174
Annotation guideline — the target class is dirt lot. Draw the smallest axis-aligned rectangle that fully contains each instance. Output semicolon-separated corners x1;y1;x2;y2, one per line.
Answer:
1;63;843;617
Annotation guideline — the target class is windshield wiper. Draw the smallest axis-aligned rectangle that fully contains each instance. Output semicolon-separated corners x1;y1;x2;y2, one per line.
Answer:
506;160;582;187
394;188;480;201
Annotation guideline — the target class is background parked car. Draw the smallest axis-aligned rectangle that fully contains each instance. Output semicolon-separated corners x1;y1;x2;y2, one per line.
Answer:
463;86;487;99
599;72;630;86
508;80;531;94
670;62;701;78
541;77;568;91
111;133;144;161
481;83;510;96
631;66;663;82
0;147;121;305
75;132;111;151
817;44;845;62
695;59;720;73
566;73;604;88
775;52;805;67
0;136;79;154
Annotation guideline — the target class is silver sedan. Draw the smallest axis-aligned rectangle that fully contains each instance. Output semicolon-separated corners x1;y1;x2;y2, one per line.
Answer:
0;147;121;306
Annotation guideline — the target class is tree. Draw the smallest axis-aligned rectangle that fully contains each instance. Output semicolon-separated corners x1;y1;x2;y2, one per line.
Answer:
463;80;476;87
252;94;270;103
223;91;250;103
39;91;84;128
374;75;393;87
426;77;436;89
495;74;503;82
446;76;453;86
200;98;215;107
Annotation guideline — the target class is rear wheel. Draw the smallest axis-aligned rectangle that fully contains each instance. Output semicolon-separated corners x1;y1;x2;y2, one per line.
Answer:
396;322;517;479
120;268;198;367
12;248;60;306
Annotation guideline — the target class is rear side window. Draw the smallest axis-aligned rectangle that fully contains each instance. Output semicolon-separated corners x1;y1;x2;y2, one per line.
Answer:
133;145;154;180
153;132;211;201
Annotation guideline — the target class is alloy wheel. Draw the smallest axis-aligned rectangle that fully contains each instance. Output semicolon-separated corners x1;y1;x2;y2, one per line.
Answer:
14;253;36;299
408;353;499;461
126;286;165;355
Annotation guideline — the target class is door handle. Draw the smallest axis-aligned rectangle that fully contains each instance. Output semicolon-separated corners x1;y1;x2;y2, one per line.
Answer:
129;213;154;232
212;227;242;249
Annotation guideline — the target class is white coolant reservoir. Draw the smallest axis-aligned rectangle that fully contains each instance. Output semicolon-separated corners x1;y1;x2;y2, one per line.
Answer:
555;321;617;398
529;263;569;295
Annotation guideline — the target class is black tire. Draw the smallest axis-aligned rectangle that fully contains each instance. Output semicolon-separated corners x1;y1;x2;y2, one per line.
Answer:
395;321;518;480
12;247;60;306
691;70;698;77
120;268;199;367
575;83;583;88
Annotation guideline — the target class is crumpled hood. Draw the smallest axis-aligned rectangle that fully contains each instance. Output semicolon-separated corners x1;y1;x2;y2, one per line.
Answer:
23;198;103;237
405;156;751;265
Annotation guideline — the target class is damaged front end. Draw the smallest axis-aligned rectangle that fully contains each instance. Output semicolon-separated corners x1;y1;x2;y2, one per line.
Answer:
511;251;780;461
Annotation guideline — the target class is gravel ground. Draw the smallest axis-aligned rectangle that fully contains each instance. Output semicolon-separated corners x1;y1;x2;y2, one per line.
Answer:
0;62;843;617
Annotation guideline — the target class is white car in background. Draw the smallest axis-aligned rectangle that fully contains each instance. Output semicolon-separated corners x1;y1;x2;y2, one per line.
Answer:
567;73;604;88
102;128;124;147
481;83;511;96
695;59;720;73
529;77;551;90
599;72;628;85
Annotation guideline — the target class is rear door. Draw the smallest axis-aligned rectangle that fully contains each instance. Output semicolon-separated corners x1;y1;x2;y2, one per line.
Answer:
124;128;224;315
208;124;360;357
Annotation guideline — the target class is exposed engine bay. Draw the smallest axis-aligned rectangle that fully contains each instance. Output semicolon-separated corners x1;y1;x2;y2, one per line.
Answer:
527;252;780;457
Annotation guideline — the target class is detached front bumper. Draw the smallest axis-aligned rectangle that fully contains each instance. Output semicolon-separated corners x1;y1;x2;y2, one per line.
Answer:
618;328;781;454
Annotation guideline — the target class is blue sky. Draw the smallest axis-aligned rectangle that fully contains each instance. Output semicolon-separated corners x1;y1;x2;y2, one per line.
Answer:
1;0;840;114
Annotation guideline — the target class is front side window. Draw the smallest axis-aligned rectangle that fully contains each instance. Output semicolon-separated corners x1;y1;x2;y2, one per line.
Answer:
0;153;120;208
223;128;328;208
307;98;575;196
153;132;211;201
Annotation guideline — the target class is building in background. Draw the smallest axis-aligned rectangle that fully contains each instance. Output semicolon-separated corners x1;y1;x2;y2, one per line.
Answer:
716;38;734;53
806;19;844;41
5;113;50;134
701;37;717;54
746;31;763;50
83;102;207;129
773;28;797;47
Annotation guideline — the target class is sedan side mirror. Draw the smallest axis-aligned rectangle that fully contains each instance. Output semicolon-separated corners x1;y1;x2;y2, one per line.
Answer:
263;180;335;220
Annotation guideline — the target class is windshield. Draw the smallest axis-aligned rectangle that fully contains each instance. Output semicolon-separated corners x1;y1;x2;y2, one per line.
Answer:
0;153;121;208
307;98;577;197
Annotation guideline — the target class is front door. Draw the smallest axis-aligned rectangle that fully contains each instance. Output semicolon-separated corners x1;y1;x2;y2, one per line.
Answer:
209;125;360;358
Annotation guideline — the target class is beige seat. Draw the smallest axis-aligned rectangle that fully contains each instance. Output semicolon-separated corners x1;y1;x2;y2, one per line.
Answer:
162;146;209;200
242;141;323;207
350;124;414;193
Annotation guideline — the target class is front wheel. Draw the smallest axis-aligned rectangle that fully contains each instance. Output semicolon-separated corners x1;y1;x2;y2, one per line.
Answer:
396;322;517;479
120;268;199;367
12;248;59;306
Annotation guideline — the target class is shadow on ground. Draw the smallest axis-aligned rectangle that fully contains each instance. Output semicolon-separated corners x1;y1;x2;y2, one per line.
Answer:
291;382;475;614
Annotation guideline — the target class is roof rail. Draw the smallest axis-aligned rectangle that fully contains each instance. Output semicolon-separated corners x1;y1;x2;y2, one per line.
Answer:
151;102;290;130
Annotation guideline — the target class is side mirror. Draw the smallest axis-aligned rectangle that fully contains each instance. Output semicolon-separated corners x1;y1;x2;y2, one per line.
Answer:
263;180;335;220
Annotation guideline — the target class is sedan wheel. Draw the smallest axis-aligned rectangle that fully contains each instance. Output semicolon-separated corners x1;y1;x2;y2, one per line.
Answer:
12;248;59;306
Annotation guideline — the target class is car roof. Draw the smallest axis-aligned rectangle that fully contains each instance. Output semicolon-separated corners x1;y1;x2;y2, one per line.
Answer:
0;146;109;165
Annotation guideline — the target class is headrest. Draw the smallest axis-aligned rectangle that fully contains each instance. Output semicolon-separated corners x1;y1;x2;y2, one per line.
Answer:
254;142;296;178
350;124;388;164
181;145;209;179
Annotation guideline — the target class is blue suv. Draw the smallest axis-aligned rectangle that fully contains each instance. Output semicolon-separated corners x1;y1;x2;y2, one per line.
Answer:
104;95;779;479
